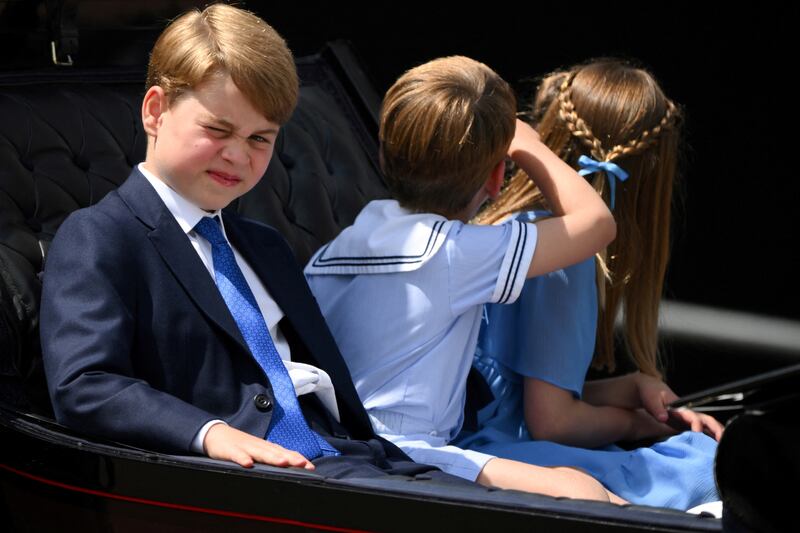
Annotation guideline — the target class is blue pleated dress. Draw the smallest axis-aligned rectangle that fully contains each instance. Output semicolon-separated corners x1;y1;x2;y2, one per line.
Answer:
454;211;719;510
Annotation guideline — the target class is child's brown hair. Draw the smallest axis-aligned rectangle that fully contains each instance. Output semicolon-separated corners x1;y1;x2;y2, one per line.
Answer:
146;3;298;124
478;59;682;378
379;56;516;218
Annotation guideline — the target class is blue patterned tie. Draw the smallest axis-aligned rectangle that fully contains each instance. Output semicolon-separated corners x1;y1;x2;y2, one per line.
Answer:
194;216;338;460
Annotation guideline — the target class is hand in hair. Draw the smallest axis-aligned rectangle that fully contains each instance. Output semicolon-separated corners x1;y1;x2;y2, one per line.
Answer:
507;118;541;150
507;119;616;279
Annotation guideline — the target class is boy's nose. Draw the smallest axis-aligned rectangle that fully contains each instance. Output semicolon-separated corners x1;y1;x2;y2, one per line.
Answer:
220;138;249;165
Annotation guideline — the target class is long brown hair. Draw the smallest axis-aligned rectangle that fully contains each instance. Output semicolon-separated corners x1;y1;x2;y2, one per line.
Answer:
477;59;681;378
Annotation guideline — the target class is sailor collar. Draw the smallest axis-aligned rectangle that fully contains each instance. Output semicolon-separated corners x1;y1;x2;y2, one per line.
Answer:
305;200;457;275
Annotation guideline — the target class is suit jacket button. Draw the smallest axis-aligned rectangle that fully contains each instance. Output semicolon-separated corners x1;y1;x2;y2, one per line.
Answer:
253;394;273;412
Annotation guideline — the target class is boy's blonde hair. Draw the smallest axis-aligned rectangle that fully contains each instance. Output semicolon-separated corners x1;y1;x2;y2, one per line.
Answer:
146;3;298;124
379;56;516;218
478;59;682;378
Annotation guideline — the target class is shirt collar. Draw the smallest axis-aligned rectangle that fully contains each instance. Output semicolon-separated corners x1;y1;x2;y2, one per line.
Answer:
138;163;228;238
304;199;456;276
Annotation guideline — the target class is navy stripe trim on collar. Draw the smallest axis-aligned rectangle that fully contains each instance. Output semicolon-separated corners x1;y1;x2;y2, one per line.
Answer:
311;220;448;267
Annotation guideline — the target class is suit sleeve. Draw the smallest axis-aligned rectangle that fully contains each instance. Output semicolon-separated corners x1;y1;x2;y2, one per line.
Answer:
40;210;216;453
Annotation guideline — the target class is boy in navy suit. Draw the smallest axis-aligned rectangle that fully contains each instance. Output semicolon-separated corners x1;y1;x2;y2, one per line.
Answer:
39;3;466;481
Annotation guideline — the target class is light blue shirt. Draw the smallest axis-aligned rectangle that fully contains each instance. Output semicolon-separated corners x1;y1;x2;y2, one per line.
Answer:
305;200;537;479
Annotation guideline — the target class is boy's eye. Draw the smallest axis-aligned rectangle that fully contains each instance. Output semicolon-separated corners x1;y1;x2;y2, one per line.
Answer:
248;135;272;149
204;125;230;137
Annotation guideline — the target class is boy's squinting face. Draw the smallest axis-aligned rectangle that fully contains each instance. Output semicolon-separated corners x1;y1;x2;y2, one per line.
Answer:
143;74;279;211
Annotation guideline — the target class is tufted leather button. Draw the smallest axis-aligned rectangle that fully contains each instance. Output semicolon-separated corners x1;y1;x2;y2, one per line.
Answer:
25;218;42;233
253;394;273;412
278;152;295;169
74;155;91;171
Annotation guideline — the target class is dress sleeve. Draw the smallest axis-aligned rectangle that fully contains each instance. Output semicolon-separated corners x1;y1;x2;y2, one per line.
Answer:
476;228;598;398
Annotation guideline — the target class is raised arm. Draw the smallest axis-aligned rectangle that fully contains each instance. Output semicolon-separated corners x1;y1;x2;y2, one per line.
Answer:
507;120;616;278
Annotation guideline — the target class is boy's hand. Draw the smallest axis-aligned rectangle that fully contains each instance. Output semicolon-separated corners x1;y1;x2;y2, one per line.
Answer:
204;423;316;470
507;119;541;161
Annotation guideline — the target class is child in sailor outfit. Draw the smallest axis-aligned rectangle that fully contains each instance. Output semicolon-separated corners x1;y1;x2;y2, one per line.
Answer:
306;56;620;501
307;201;531;480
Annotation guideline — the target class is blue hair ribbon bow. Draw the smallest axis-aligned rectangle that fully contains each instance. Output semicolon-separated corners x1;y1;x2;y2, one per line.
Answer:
577;155;629;210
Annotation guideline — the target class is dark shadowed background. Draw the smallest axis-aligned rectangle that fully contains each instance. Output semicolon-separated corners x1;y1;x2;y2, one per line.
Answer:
2;0;797;324
273;3;800;323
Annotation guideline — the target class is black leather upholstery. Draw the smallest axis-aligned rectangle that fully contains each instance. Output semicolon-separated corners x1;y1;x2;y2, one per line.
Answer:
0;43;388;414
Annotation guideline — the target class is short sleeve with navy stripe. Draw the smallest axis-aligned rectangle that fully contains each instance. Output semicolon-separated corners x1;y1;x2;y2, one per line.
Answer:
447;220;537;316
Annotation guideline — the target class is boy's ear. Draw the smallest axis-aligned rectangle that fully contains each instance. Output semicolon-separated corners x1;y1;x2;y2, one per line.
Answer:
485;160;506;199
142;86;167;137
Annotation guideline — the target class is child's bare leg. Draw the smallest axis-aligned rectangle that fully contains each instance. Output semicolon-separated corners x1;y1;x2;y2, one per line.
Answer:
476;458;625;503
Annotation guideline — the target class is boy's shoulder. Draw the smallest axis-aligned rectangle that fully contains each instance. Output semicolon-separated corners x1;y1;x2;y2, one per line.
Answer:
55;169;154;238
304;199;460;276
45;188;147;285
54;188;133;243
305;199;540;276
226;211;286;242
224;211;298;263
304;198;535;300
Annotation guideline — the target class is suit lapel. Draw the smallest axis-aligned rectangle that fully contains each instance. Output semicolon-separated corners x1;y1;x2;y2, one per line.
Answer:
117;170;248;352
226;217;371;428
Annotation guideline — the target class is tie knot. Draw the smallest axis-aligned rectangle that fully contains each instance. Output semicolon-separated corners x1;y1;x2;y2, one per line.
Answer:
194;216;227;245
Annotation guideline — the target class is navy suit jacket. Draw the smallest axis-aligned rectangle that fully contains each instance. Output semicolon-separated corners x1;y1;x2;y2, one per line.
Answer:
40;169;376;453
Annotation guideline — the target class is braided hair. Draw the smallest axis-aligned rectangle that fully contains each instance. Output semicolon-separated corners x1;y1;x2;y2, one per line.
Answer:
477;59;682;378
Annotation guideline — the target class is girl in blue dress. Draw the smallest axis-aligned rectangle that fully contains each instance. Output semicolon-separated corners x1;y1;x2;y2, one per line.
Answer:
455;59;724;511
